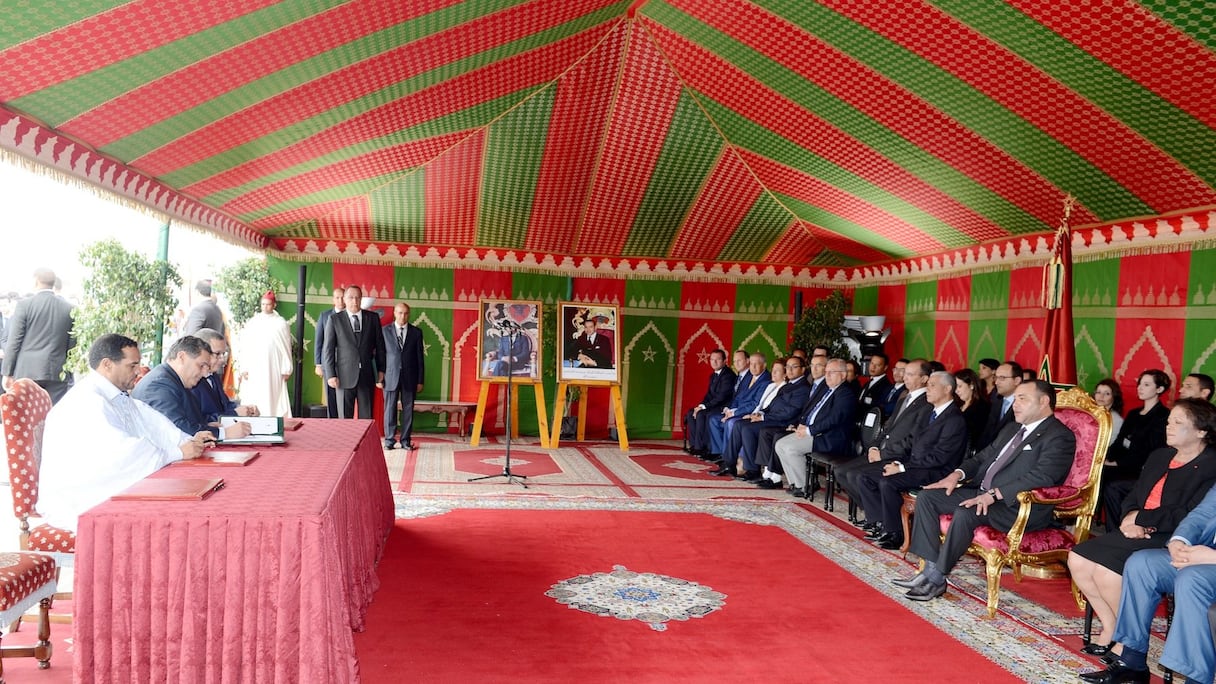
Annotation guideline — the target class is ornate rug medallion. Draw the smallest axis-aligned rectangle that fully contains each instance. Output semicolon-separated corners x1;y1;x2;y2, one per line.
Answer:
545;565;725;631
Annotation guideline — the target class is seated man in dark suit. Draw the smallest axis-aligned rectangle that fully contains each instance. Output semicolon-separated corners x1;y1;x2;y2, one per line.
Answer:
707;352;770;464
773;358;858;494
722;357;810;479
190;328;259;422
750;356;828;483
837;359;933;526
1081;484;1216;684
856;371;969;549
857;352;892;413
893;380;1075;601
683;349;736;457
133;336;252;440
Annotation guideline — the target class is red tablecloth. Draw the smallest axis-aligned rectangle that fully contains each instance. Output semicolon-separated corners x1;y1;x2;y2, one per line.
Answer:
74;419;394;683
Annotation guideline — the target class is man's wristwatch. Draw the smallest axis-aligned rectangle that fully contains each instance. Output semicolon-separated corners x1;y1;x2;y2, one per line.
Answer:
986;488;999;500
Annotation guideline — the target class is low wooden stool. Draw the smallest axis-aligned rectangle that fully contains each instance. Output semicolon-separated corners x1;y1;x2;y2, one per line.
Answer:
0;552;57;681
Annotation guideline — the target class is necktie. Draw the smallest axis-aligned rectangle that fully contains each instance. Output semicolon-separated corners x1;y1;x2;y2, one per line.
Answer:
980;427;1027;490
351;315;361;341
806;388;834;426
929;410;938;423
1000;396;1013;419
397;326;405;348
891;392;912;423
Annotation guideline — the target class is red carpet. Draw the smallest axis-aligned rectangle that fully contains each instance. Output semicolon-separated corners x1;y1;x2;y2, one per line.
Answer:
355;510;1024;683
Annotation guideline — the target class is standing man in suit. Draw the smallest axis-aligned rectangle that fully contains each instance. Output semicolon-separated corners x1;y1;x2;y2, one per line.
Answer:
314;287;345;417
182;279;225;336
894;380;1075;601
773;358;858;494
2;268;75;403
322;285;386;420
133;335;252;440
976;361;1022;451
857;371;969;549
379;303;425;450
857;352;892;413
683;349;736;457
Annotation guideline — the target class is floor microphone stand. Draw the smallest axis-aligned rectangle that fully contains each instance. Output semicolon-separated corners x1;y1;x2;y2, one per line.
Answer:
469;326;528;488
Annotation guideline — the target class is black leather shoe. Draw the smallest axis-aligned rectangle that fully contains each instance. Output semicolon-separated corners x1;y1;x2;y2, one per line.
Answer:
877;535;904;550
904;580;946;601
891;573;927;589
383;440;395;449
870;531;898;547
757;479;781;489
1080;642;1113;657
864;525;886;540
743;472;764;483
1077;661;1149;684
711;467;736;477
789;487;806;498
853;519;871;528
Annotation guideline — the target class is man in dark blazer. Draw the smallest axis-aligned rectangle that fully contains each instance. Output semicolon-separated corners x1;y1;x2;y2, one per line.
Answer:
182;279;225;336
567;316;614;369
1;268;75;403
707;352;771;462
134;336;253;440
773;358;858;494
190;328;259;422
837;359;934;519
857;371;969;549
683;349;736;456
720;357;810;477
976;361;1022;451
857;352;892;413
313;287;345;417
895;380;1075;602
322;285;386;420
379;303;425;449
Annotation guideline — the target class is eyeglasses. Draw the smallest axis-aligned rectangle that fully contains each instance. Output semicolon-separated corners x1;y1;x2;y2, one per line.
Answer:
210;350;230;359
994;374;1014;380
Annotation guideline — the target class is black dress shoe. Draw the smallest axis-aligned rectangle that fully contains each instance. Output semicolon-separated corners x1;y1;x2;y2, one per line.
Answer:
383;440;395;449
904;580;946;602
864;525;886;540
852;519;871;528
877;535;904;550
891;573;927;589
1078;661;1149;684
870;531;898;547
789;487;806;497
1080;642;1113;657
711;467;736;477
743;472;763;482
757;479;781;489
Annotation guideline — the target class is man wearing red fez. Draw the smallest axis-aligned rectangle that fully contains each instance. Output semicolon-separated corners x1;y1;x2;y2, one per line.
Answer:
234;291;293;417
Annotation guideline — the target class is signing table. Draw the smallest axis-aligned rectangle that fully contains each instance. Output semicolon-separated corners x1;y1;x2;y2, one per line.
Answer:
74;419;394;683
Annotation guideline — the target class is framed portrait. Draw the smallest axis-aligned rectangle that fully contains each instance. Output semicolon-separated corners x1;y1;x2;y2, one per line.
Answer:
557;302;621;383
477;299;542;382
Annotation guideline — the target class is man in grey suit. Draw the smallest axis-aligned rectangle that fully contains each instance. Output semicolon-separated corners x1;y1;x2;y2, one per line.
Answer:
894;380;1076;601
182;280;225;336
322;285;386;419
378;302;425;449
313;287;345;417
2;268;75;403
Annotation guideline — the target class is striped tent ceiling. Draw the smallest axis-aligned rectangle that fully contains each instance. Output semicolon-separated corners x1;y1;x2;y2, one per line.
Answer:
2;0;1214;268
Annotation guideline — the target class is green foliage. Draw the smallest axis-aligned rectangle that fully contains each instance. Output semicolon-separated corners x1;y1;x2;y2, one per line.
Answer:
790;290;851;359
68;239;182;373
214;257;283;329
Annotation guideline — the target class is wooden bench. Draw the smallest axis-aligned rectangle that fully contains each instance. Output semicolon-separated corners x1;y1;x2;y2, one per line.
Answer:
414;401;478;439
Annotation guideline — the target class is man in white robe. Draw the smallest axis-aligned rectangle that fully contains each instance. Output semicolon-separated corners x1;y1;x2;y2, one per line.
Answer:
39;334;210;531
237;291;294;417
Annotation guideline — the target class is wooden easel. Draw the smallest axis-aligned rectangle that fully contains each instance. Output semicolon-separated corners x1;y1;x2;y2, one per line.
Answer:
549;380;628;451
470;379;551;448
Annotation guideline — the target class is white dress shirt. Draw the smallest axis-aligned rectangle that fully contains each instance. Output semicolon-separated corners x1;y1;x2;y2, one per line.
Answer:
39;371;192;531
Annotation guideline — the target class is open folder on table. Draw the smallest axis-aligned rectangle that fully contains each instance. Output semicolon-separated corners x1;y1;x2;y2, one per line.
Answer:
218;415;286;444
175;451;260;467
112;477;225;501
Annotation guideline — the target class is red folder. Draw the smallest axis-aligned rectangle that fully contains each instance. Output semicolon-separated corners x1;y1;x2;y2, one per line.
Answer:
111;478;225;501
284;418;304;431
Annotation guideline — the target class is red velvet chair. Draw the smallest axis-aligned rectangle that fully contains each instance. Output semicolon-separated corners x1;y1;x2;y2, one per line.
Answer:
0;552;57;679
1;380;76;555
938;387;1110;617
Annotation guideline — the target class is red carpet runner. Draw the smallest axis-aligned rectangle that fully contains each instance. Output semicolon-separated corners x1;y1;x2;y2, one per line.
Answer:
355;509;1023;682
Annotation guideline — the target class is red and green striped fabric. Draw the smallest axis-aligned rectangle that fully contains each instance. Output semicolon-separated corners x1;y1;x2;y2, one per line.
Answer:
2;0;1213;268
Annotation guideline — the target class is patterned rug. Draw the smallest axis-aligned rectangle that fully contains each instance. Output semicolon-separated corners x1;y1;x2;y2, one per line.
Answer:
391;437;1174;681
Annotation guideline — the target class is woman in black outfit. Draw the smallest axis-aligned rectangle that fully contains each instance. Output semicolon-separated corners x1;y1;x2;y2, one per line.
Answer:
1068;398;1216;654
953;367;989;452
1101;369;1171;531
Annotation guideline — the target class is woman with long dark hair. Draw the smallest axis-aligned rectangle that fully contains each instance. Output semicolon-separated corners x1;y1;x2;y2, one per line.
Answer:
952;367;989;451
1092;378;1125;448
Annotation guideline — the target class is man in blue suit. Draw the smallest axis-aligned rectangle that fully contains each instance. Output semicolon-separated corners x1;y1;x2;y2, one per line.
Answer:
313;287;345;417
1082;484;1216;684
378;303;425;450
190;328;259;422
707;352;770;462
134;335;252;440
722;356;810;478
774;358;857;494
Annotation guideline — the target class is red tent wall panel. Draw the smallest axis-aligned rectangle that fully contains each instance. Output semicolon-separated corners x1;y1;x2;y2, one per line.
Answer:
1112;252;1189;403
935;275;971;372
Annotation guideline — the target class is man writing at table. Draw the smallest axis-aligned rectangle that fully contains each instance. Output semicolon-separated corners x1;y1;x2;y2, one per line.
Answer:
38;334;212;531
134;335;253;440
